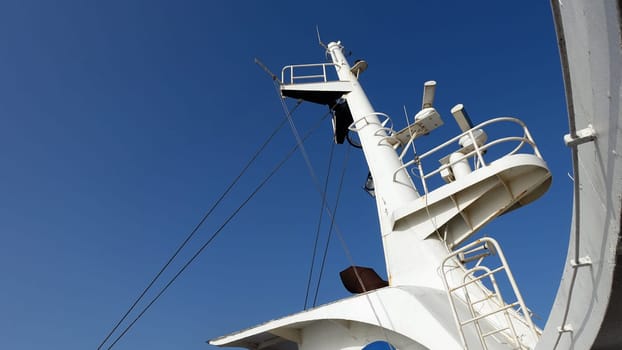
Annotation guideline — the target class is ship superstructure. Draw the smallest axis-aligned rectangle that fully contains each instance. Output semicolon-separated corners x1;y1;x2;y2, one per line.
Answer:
210;3;622;347
210;40;552;350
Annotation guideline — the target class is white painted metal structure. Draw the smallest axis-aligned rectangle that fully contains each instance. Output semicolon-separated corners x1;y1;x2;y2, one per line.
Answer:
535;2;622;349
210;39;554;349
210;2;622;348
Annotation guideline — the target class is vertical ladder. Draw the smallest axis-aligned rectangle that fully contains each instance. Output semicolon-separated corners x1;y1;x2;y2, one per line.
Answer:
441;237;540;349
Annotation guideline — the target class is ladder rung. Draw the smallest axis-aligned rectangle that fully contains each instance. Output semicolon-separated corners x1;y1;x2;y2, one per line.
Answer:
471;294;500;305
460;302;520;326
441;237;540;350
482;327;510;338
459;251;491;264
448;266;505;292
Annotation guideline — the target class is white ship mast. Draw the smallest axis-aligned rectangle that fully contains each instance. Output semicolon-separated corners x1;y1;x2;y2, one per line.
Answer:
211;41;552;350
324;41;450;289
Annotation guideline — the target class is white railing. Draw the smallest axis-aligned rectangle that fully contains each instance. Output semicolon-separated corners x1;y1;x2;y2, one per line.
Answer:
281;63;339;85
441;237;539;350
348;112;394;133
393;117;543;194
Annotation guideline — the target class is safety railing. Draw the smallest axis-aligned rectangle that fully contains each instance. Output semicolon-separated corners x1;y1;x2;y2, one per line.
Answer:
348;112;393;131
392;117;543;194
441;237;539;350
348;112;404;146
281;63;339;85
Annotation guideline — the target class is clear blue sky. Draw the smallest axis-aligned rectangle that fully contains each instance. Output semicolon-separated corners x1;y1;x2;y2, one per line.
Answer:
0;1;570;349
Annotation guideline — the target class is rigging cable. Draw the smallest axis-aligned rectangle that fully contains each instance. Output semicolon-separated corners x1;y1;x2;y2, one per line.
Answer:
97;105;298;350
270;76;395;343
273;81;323;194
346;131;362;149
303;139;336;310
104;110;331;350
402;107;448;251
97;102;302;350
313;145;350;307
268;77;342;310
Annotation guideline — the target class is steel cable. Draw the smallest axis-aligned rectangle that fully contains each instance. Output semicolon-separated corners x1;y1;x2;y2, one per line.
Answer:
270;70;395;344
313;145;350;307
304;139;336;310
97;107;297;350
98;109;296;348
104;111;331;349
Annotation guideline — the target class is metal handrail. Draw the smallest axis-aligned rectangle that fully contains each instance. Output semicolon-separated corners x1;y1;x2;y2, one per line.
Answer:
448;266;505;292
422;136;538;181
348;112;393;131
280;63;339;85
460;302;520;327
441;237;539;350
393;117;542;189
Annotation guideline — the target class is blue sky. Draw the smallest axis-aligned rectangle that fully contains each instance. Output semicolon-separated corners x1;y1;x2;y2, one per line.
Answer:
0;1;570;349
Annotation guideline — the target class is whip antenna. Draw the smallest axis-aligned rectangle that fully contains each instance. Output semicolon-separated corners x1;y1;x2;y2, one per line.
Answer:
316;26;328;50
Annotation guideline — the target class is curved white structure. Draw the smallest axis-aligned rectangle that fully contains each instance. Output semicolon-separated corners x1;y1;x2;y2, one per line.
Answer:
536;2;622;349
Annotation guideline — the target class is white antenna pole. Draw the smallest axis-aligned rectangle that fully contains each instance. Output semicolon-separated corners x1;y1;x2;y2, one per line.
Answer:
326;42;419;211
326;42;450;288
316;26;328;50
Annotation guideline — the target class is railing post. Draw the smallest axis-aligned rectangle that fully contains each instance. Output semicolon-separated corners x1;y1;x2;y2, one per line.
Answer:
322;64;327;82
469;129;487;167
523;126;542;159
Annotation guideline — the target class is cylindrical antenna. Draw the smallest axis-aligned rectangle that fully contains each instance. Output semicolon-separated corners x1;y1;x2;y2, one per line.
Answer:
422;81;437;109
451;103;474;132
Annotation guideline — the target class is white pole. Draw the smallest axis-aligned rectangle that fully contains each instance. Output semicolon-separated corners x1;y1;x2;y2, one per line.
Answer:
327;42;449;288
326;42;419;214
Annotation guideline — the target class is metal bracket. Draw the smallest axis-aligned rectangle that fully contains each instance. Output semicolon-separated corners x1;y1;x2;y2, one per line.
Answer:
570;256;592;267
564;125;596;147
557;324;574;333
